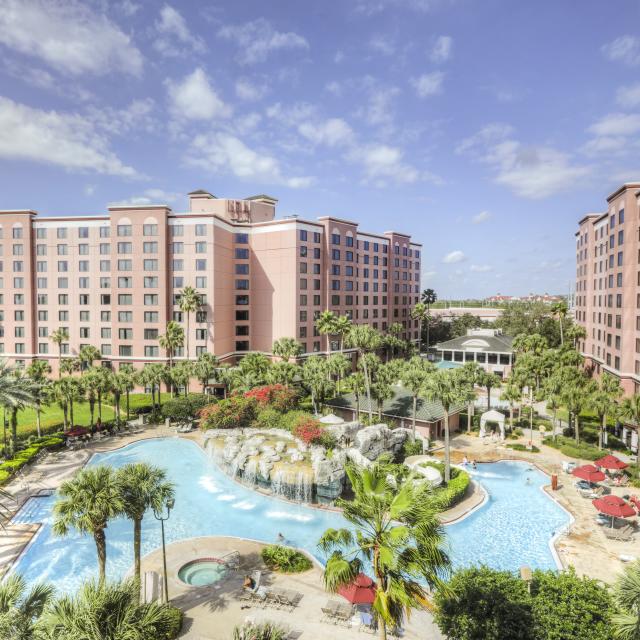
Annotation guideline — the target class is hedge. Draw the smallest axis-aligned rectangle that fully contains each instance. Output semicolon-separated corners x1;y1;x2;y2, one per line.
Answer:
261;545;312;573
0;436;64;485
543;436;602;461
507;443;541;453
421;462;471;511
161;394;210;422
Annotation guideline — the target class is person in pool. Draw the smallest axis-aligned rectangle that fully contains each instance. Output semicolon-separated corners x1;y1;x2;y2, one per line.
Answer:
276;532;285;543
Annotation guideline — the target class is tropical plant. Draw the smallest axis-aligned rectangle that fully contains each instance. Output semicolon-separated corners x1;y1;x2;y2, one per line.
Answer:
194;352;219;393
232;621;289;640
319;463;450;640
349;371;367;417
116;463;175;591
400;357;433;438
458;362;482;433
345;325;382;422
138;363;166;413
421;288;438;347
161;394;209;422
423;370;465;482
293;415;325;444
49;328;69;378
199;396;257;430
3;368;37;454
260;545;312;573
272;337;303;362
81;368;102;429
78;344;101;371
315;310;338;350
159;322;184;392
170;360;194;396
613;559;640;640
620;395;640;468
550;300;569;346
335;315;353;353
265;361;299;388
118;364;137;421
41;579;183;640
476;370;502;412
588;373;623;450
0;573;53;640
59;357;80;377
301;356;335;414
178;285;201;362
327;352;351;395
53;466;123;583
410;302;429;351
26;359;51;439
233;353;272;391
244;384;298;412
502;384;521;432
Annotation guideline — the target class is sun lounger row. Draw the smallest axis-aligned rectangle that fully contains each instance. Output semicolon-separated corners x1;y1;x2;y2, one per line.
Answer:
321;600;355;627
604;525;635;542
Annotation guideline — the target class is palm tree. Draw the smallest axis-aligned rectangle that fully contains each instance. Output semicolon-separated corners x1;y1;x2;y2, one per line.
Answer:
319;463;450;640
233;621;289;640
327;352;351;395
335;315;353;353
41;579;181;640
502;383;521;433
50;379;70;432
423;369;464;482
59;357;80;377
551;300;568;346
49;328;69;379
178;286;201;362
476;370;502;411
81;368;102;430
613;559;640;640
620;395;640;468
349;372;367;418
302;356;334;414
458;362;482;433
26;359;51;438
0;573;53;640
194;352;219;393
111;370;131;425
421;288;437;347
345;325;382;423
116;463;175;591
370;361;395;419
410;302;429;352
589;373;623;450
52;466;123;583
401;356;433;439
78;344;101;371
561;376;595;446
159;321;184;394
272;337;303;362
236;352;272;389
118;364;137;421
316;310;338;351
2;366;37;454
170;361;194;396
266;361;299;388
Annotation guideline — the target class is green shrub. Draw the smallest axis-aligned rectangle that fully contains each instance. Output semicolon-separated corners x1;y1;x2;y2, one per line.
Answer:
161;394;210;422
506;443;540;453
260;545;312;573
232;621;289;640
199;396;257;430
398;438;423;461
543;436;601;461
421;462;470;511
0;470;10;484
163;605;184;639
254;407;283;430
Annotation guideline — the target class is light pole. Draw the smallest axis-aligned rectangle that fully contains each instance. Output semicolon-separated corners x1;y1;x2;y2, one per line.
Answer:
153;497;175;604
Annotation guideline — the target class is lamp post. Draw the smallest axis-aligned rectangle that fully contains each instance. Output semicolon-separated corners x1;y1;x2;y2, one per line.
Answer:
153;497;175;604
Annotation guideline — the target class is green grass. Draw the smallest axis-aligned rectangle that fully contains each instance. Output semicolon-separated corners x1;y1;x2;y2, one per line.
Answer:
9;393;172;438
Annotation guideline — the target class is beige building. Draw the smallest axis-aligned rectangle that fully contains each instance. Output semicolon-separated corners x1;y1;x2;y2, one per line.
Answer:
0;190;422;375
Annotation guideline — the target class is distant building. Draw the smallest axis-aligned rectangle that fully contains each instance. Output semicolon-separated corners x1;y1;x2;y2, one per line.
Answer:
435;328;515;378
485;293;565;304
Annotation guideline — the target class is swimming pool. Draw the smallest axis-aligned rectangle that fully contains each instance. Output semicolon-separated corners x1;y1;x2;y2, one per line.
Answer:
10;438;569;592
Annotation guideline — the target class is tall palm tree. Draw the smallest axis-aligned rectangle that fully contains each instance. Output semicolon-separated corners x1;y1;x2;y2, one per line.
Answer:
111;370;131;424
49;328;69;379
265;361;299;388
401;356;433;439
335;315;353;353
82;368;102;429
421;288;437;348
423;369;464;482
2;367;37;454
613;559;640;640
502;383;521;433
78;344;101;371
327;352;351;395
138;364;166;413
550;300;568;346
118;364;137;421
370;361;395;419
26;359;51;438
194;352;219;393
178;285;201;362
170;361;194;396
476;370;502;411
345;325;382;423
410;302;429;352
458;362;482;433
59;357;80;378
41;579;181;640
319;463;450;640
349;372;367;418
301;356;334;414
589;373;623;450
52;466;123;583
272;337;303;362
236;352;271;388
0;573;53;640
116;463;175;591
159;321;184;395
561;376;595;446
620;395;640;468
316;310;338;352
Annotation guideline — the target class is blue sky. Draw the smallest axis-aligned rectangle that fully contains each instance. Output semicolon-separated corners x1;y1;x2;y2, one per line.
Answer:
1;0;639;298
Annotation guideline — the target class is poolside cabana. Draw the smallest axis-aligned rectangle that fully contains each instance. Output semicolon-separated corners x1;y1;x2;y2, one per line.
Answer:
479;409;506;440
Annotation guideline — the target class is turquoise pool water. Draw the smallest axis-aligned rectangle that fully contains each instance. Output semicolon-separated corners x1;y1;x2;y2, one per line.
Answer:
10;438;569;592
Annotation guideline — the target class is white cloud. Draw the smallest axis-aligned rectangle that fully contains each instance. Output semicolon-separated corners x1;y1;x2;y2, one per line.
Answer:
266;102;317;125
588;113;640;136
349;143;421;186
0;96;136;176
0;0;143;76
472;211;491;224
325;81;342;96
470;264;493;272
616;84;640;108
370;34;395;55
218;18;309;64
154;4;205;57
334;50;345;63
185;132;313;189
235;78;267;102
602;35;640;66
166;68;231;121
430;35;452;62
298;118;354;147
112;188;182;206
354;0;445;15
355;81;400;129
85;98;156;136
422;270;437;279
84;184;96;196
411;72;444;97
443;250;466;264
457;123;590;199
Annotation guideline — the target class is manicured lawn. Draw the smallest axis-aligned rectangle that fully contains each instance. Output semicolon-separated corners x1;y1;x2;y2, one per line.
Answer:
8;393;172;439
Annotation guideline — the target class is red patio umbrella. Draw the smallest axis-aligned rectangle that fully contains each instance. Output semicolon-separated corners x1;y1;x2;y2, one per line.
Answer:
594;454;628;471
64;427;89;438
338;573;377;604
593;495;636;526
572;465;606;484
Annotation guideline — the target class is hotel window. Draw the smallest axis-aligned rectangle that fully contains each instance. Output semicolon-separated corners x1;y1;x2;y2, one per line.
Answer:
101;328;111;339
235;264;249;276
235;248;249;259
79;244;89;255
172;259;183;271
100;243;110;254
332;249;340;260
313;248;321;259
195;224;206;236
236;310;249;321
171;242;183;254
57;261;68;272
57;244;67;255
144;311;159;322
299;230;308;241
173;276;184;288
196;259;207;271
38;342;49;354
38;326;48;338
12;227;23;239
143;242;158;254
118;311;133;322
144;294;158;305
100;294;111;305
313;263;320;274
332;233;340;245
79;294;89;305
143;224;158;236
196;329;207;340
58;295;68;307
235;233;249;244
14;310;24;320
79;260;89;272
313;295;320;305
300;262;308;274
144;259;158;270
118;259;132;270
100;260;111;272
314;232;321;243
37;293;47;304
100;226;110;238
118;242;132;254
118;276;132;288
78;226;89;238
15;343;25;354
332;265;340;275
36;244;46;256
618;252;623;266
79;328;90;339
13;277;23;288
236;326;250;336
101;345;111;356
118;294;132;305
346;251;353;261
300;245;308;257
79;277;89;289
36;228;46;239
171;225;184;237
196;310;207;322
119;328;133;339
619;230;624;245
346;235;354;247
13;260;23;272
236;341;249;352
117;224;132;237
300;294;307;306
119;345;133;357
100;277;110;288
144;346;159;357
144;276;158;288
331;295;340;305
195;241;206;253
236;279;249;290
173;311;183;321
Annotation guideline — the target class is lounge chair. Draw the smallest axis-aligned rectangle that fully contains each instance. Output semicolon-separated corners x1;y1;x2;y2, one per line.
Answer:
221;550;241;571
604;525;635;542
277;589;302;612
239;570;262;601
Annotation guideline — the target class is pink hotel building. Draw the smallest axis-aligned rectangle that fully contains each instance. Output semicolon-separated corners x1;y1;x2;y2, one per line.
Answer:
575;182;640;396
0;190;422;375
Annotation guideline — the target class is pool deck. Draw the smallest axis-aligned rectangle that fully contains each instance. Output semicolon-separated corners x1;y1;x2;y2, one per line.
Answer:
139;536;444;640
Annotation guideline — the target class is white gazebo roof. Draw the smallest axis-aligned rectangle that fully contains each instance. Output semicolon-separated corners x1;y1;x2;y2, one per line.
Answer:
480;409;505;424
319;413;345;425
